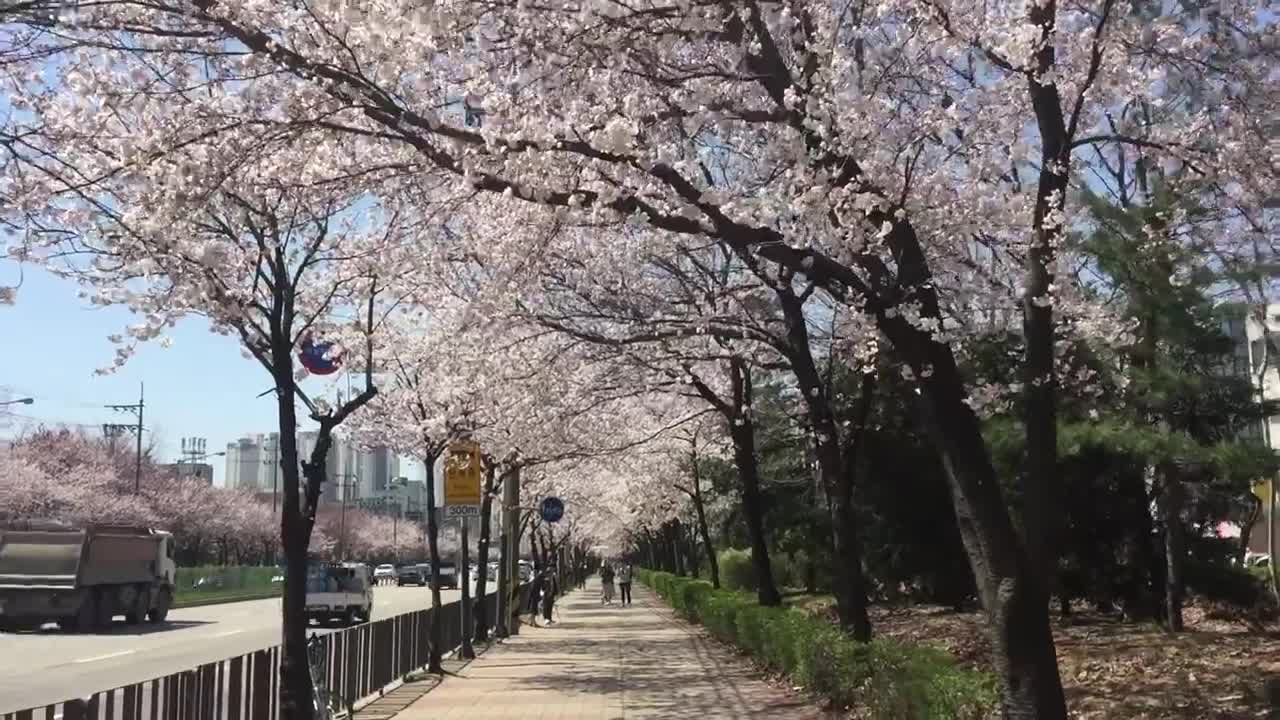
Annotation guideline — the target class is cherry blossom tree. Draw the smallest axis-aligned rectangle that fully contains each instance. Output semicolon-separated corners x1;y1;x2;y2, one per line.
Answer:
0;428;283;565
1;124;409;713
3;1;1275;715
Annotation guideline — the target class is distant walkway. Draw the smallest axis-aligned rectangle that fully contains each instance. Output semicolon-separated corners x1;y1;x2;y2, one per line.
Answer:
389;578;835;719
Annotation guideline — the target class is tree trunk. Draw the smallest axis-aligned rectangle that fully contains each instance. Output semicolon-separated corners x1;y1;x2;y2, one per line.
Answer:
691;477;720;588
775;283;870;636
424;454;444;673
731;423;781;606
820;436;871;640
1158;467;1185;632
474;466;496;642
906;352;1067;719
805;462;819;595
459;518;474;659
671;521;686;576
273;361;312;719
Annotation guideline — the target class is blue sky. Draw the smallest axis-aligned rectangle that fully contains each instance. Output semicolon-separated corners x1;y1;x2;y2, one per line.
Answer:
0;266;305;485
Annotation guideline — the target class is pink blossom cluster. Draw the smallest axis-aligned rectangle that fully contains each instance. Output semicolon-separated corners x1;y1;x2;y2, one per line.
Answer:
0;429;422;564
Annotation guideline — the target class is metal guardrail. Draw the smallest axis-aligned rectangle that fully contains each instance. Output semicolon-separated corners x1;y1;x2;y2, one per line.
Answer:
2;585;530;720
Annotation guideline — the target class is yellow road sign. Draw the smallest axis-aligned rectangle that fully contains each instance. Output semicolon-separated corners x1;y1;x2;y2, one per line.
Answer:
1255;479;1272;504
444;440;482;509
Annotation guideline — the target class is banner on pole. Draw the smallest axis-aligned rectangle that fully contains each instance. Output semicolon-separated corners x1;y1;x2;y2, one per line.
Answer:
444;439;483;515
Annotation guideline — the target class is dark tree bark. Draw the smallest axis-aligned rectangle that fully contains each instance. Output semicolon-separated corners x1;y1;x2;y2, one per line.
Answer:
684;456;721;588
730;418;781;606
274;373;311;720
1158;467;1186;632
270;290;377;720
769;279;872;639
474;464;497;642
1116;464;1157;621
669;520;686;576
423;453;445;674
459;516;474;659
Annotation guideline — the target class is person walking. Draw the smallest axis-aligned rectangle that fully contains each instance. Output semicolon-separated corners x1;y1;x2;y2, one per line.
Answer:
542;567;560;624
600;563;615;604
617;563;633;607
527;565;545;626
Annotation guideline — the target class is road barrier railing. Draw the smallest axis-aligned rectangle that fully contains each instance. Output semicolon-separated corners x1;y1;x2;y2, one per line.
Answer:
2;585;530;720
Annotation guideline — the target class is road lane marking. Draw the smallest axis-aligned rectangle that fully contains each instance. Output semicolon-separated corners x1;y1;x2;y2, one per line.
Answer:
209;629;244;638
73;649;135;664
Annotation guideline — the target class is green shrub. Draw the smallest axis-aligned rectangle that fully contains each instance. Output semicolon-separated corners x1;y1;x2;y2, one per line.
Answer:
641;564;998;719
679;581;714;622
700;590;751;644
718;548;757;591
717;548;797;592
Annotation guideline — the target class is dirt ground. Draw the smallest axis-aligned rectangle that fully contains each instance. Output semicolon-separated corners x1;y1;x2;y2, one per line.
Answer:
789;596;1280;719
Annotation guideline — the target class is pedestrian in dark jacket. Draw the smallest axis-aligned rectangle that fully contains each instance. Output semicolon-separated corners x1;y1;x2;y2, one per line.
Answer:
542;569;559;623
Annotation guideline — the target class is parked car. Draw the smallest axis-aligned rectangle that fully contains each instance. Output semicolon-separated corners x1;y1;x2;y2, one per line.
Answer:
397;564;426;587
373;564;396;580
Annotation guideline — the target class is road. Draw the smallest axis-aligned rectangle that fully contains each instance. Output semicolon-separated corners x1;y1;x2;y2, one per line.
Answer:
0;582;487;714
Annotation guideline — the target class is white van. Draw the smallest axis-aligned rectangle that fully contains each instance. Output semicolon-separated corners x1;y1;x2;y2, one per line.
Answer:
304;561;373;625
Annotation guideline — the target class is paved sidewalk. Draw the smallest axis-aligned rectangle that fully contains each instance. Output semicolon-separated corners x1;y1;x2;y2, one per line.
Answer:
389;579;835;719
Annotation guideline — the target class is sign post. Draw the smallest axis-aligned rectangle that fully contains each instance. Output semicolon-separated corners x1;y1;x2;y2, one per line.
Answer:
444;440;482;518
445;440;482;656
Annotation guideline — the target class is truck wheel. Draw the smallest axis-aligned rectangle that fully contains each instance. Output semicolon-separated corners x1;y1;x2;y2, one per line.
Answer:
72;592;98;632
125;586;149;624
93;589;115;630
148;588;171;624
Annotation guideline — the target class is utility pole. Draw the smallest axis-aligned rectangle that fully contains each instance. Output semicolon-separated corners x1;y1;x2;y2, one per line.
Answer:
105;383;144;493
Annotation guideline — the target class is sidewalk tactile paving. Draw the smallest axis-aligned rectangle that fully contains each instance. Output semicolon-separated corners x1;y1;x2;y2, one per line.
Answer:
382;579;837;719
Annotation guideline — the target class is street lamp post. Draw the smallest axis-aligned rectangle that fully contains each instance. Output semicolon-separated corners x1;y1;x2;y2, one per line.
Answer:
0;397;34;407
175;451;226;481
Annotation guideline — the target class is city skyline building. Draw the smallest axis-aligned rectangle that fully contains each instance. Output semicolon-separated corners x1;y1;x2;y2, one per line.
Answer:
226;431;400;504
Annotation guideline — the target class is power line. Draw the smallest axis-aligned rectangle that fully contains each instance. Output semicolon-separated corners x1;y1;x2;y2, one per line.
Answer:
0;412;104;430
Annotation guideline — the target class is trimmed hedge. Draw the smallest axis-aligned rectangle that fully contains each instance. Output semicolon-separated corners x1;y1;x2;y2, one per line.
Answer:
636;568;998;719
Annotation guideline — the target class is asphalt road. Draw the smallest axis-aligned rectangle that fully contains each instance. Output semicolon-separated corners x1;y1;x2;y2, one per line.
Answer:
0;582;486;714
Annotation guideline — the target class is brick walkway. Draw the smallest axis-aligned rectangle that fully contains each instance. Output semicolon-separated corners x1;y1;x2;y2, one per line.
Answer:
387;579;836;719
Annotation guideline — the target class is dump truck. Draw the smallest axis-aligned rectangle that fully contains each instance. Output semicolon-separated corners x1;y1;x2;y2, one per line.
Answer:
0;520;176;632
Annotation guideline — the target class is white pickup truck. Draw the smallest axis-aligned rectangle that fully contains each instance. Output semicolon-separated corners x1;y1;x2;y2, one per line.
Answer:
305;562;372;626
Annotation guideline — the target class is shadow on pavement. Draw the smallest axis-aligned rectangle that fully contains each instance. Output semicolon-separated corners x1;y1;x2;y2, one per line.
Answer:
494;590;838;719
8;619;216;636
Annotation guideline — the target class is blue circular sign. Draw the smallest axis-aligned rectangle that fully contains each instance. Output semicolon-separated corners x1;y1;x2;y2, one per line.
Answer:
540;497;565;523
